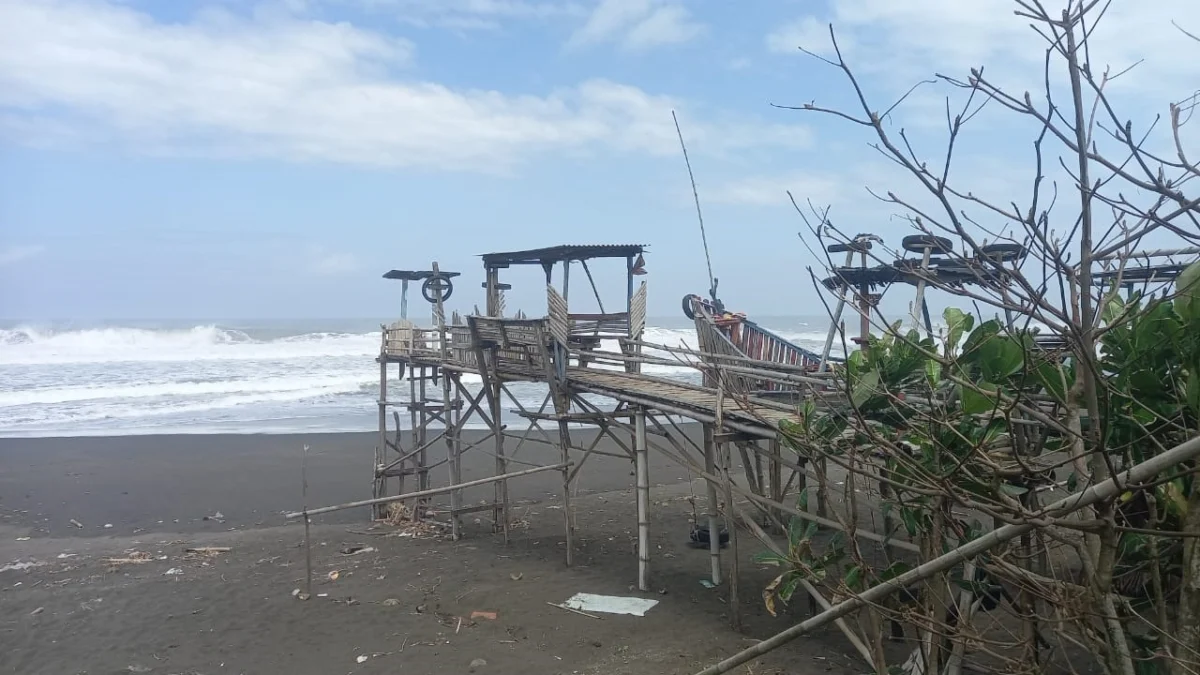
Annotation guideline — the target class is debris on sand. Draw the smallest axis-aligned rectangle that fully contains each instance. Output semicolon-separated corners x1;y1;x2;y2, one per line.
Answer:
339;544;375;556
104;552;153;565
469;658;487;671
69;519;84;529
382;598;402;607
470;611;497;621
163;567;183;576
378;503;448;539
1;560;46;573
561;593;659;617
184;546;231;556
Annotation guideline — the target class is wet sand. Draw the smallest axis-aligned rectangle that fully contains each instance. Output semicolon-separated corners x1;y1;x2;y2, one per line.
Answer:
0;430;858;675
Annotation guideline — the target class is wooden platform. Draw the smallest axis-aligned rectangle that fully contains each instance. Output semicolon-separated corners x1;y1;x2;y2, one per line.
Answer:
565;369;798;439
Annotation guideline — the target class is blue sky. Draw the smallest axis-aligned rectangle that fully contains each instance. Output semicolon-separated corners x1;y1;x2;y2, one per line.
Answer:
1;0;1198;321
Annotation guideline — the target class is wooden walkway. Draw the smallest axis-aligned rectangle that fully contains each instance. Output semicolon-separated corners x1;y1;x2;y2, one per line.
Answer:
566;368;798;438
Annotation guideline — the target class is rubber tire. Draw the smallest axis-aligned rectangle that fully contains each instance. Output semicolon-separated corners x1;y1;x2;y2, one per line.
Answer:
421;275;454;303
827;240;873;254
901;234;953;254
682;294;697;320
977;243;1026;262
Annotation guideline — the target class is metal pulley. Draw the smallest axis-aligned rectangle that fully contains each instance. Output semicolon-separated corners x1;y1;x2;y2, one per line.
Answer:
421;274;455;303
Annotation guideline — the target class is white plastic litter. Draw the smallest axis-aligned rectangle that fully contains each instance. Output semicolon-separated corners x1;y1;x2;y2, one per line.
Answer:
561;592;659;617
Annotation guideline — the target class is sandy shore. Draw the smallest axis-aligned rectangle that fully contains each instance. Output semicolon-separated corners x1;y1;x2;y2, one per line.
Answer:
0;430;859;675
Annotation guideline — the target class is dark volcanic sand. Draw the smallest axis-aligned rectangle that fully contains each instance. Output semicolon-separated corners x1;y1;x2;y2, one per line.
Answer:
0;430;859;675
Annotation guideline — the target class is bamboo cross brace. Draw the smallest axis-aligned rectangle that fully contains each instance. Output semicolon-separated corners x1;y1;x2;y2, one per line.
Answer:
286;462;572;519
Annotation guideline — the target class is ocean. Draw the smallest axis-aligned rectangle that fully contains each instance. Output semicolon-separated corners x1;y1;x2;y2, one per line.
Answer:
0;317;834;438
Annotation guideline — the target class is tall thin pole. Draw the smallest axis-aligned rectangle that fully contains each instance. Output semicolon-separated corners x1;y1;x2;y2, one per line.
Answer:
673;109;716;299
302;443;313;598
635;406;650;592
703;424;722;586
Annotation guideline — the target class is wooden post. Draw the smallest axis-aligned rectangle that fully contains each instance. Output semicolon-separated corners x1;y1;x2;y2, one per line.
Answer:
431;262;461;540
375;331;388;519
635;406;650;592
558;417;573;566
493;379;509;542
819;247;856;372
858;248;871;352
769;437;783;533
703;424;722;586
722;438;741;630
418;370;429;517
626;255;635;316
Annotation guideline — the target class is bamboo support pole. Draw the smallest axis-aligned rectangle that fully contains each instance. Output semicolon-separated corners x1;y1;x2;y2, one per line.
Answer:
691;432;1200;675
820;248;857;371
722;438;740;630
635;406;650;592
301;443;313;596
493;379;509;542
285;462;572;519
703;424;722;586
375;334;388;517
444;369;461;540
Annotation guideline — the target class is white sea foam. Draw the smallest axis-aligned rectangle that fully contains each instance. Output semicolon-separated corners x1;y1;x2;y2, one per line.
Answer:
0;320;834;437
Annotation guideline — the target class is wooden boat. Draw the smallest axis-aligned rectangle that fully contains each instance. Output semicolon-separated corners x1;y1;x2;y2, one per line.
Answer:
683;293;838;396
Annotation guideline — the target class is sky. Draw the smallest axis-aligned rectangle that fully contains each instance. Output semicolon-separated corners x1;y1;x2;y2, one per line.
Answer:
1;0;1198;321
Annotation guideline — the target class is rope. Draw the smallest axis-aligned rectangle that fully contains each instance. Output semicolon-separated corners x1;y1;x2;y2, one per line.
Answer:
672;110;716;299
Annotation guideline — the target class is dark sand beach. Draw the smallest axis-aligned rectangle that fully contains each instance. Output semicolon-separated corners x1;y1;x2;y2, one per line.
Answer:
0;429;858;675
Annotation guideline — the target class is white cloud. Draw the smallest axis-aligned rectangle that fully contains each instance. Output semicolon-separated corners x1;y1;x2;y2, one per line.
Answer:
0;0;798;170
306;246;359;276
0;245;45;266
568;0;704;51
767;0;1200;103
312;253;359;276
344;0;587;31
765;17;838;56
709;173;843;207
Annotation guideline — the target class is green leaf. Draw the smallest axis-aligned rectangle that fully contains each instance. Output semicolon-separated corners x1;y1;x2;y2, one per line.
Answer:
1066;471;1078;492
753;551;788;567
924;359;942;388
851;368;882;408
1000;482;1029;496
900;508;919;537
1188;373;1200;418
943;307;974;352
961;381;1000;414
1177;260;1200;324
978;335;1025;381
779;574;802;603
844;565;864;591
1101;290;1125;324
960;319;1001;362
879;560;913;582
1034;361;1069;404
